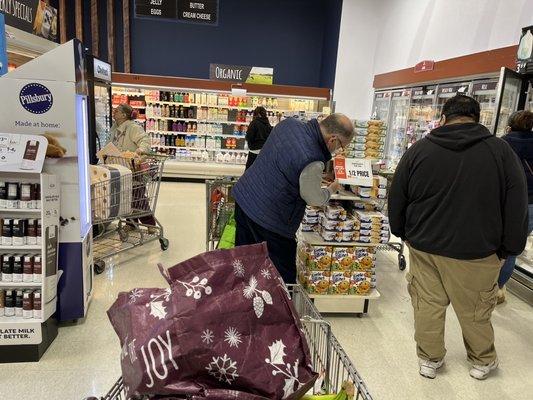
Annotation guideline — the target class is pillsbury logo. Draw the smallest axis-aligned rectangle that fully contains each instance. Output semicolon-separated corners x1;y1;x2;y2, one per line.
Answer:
19;83;53;114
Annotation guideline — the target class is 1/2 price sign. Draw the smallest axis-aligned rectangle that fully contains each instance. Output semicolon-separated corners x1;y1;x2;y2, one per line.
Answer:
334;157;373;186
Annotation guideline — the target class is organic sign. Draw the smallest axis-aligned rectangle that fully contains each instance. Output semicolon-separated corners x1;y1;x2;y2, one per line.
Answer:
209;64;274;85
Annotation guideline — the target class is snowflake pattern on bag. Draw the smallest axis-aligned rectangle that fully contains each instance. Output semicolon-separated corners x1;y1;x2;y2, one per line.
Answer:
206;354;239;384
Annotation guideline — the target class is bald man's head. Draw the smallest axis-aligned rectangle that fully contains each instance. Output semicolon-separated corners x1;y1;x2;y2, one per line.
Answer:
319;113;354;154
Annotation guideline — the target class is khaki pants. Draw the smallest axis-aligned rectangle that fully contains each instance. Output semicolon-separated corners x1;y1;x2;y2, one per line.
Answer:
407;246;501;365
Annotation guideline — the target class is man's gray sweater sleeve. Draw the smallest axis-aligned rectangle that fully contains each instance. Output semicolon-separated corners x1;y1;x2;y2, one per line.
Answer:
299;161;331;206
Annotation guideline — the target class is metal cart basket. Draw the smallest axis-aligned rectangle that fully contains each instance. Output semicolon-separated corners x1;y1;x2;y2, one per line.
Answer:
206;177;237;251
379;170;406;271
92;284;374;400
91;154;169;273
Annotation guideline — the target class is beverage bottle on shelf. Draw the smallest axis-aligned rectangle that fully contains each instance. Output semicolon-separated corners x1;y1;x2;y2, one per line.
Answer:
188;107;195;119
179;106;185;119
192;122;197;132
273;98;279;108
159;91;164;101
173;92;179;102
267;98;273;109
172;121;178;132
184;93;189;103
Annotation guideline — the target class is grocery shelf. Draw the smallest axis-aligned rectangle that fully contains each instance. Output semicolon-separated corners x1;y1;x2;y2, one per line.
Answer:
0;316;41;323
146;116;198;122
310;290;381;314
145;99;306;114
112;104;146;109
205;120;250;126
299;231;387;247
329;188;361;201
163;160;245;179
307;290;380;300
161;146;248;153
112;91;145;96
0;245;41;250
0;208;41;213
148;130;246;139
0;282;42;288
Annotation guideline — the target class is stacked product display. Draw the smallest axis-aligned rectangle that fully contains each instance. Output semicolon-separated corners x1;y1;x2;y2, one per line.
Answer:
348;120;387;160
296;174;389;313
110;84;330;173
297;243;377;296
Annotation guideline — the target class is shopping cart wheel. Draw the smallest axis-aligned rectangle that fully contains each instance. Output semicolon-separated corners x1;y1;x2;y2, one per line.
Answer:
94;260;106;275
398;254;407;271
160;238;169;251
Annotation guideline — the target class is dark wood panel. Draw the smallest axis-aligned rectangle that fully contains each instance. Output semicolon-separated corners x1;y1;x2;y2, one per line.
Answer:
91;0;99;57
112;73;332;99
123;0;131;73
59;0;66;44
75;0;83;41
107;0;115;71
373;45;518;89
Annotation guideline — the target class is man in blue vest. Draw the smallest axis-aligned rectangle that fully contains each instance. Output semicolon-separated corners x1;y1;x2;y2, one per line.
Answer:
232;113;354;283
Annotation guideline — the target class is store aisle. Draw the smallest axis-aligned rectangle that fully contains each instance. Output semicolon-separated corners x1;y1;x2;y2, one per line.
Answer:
2;182;533;400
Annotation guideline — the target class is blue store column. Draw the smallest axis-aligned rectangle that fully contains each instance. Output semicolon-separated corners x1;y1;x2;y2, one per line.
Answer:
0;14;7;76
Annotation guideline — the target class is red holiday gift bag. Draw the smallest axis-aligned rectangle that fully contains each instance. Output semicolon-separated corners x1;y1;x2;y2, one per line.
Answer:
107;243;317;399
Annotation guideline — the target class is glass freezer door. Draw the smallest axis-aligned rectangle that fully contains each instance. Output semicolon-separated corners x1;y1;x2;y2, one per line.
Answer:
406;86;438;148
371;91;392;122
384;90;411;170
434;82;471;121
493;67;525;137
472;80;498;132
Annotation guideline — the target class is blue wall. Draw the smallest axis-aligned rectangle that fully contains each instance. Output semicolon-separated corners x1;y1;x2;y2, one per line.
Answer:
67;0;343;89
130;0;342;88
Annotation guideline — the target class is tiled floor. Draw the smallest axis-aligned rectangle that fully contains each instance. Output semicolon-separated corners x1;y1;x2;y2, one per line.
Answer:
2;182;533;400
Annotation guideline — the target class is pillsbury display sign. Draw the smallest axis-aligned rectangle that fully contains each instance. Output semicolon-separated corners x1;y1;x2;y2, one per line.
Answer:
19;83;53;114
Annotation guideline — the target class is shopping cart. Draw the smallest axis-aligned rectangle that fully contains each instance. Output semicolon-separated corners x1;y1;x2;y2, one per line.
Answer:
206;177;237;251
89;285;374;400
91;154;169;274
380;170;406;271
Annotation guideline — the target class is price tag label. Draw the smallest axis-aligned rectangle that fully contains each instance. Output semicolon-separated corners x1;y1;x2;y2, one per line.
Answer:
334;157;373;186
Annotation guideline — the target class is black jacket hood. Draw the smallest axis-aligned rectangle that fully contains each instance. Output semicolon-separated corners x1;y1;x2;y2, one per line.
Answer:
255;116;272;127
426;123;492;151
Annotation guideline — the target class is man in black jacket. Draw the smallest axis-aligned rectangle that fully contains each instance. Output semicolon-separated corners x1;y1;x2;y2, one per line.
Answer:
389;95;528;381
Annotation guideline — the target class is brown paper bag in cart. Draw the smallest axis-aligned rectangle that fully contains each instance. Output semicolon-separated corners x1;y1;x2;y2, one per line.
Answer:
107;243;317;399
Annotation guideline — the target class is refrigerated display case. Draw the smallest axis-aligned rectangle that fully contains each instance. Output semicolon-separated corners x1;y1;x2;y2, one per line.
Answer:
493;67;528;137
471;79;498;131
371;91;392;122
405;86;437;148
434;82;471;120
384;89;411;169
87;56;112;164
111;73;332;178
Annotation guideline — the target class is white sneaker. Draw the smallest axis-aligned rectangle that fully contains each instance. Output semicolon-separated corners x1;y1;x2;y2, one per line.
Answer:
470;358;499;380
419;358;444;379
